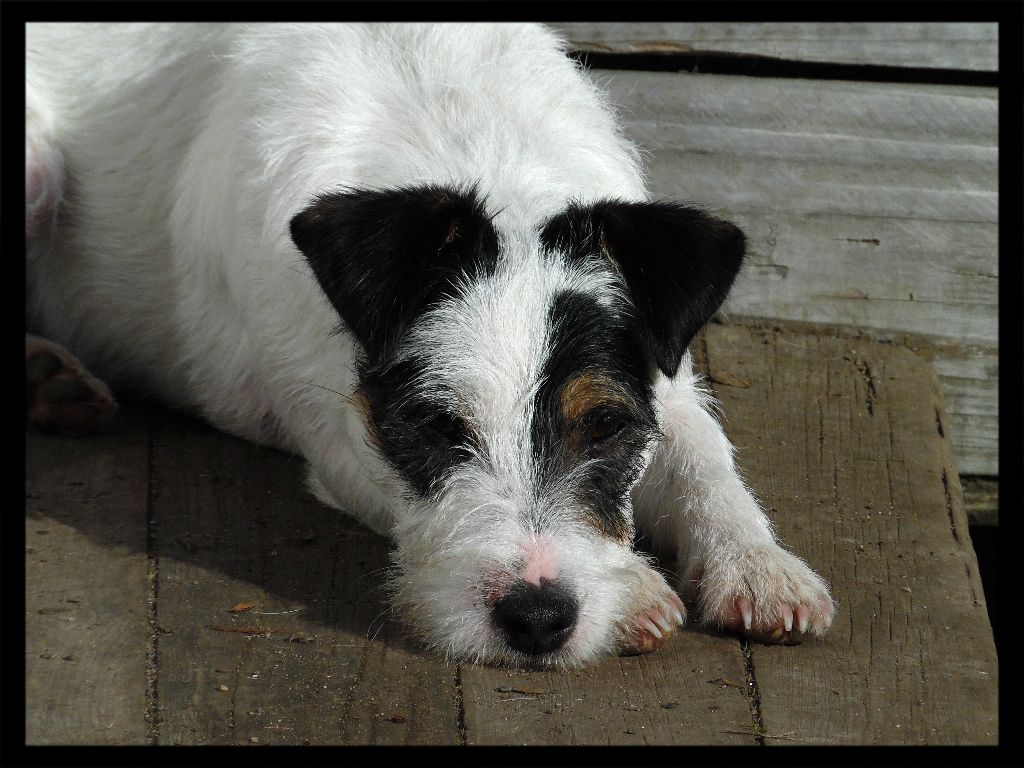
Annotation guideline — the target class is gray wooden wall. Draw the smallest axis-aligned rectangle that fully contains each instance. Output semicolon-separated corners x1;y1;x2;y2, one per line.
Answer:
552;23;998;477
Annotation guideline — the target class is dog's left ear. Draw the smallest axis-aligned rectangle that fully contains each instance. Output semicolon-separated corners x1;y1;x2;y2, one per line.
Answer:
542;200;746;378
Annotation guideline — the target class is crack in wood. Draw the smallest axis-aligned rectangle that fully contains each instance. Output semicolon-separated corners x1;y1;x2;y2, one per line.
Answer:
883;405;896;462
455;664;468;746
940;467;982;606
567;48;998;87
740;640;766;746
964;563;979;608
145;418;161;745
850;358;878;416
227;655;240;736
817;400;826;466
940;468;962;547
339;632;373;741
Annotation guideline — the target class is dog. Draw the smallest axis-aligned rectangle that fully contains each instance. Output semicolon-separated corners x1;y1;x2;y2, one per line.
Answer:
25;22;835;667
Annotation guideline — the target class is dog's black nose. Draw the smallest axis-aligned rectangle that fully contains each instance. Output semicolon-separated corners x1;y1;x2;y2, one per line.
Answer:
492;578;578;656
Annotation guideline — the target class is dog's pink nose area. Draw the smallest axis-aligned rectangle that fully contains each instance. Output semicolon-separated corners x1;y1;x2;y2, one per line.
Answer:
520;538;559;587
492;578;578;656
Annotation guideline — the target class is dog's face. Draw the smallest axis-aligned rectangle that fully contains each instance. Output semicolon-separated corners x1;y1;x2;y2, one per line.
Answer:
291;186;745;666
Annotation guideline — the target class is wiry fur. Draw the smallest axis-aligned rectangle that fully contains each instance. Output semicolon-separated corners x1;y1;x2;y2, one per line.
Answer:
381;246;679;665
26;22;834;667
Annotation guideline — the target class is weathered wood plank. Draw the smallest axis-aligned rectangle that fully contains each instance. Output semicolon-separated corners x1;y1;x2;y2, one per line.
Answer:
25;408;152;745
695;317;997;483
929;348;998;476
553;23;998;72
341;624;461;744
702;323;997;744
962;477;998;528
26;323;996;745
150;411;460;745
596;69;998;474
461;632;754;745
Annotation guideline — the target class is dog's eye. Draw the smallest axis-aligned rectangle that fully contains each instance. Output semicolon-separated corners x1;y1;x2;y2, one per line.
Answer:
590;412;627;444
429;412;465;443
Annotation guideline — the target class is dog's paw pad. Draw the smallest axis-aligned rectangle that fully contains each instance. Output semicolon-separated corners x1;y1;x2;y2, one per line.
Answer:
695;545;835;644
26;339;118;433
618;590;686;656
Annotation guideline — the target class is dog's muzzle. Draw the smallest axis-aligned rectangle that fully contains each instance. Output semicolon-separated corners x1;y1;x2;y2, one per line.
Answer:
491;577;578;656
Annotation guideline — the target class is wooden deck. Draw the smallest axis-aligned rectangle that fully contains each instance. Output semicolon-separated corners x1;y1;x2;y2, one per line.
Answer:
22;20;1001;751
555;23;999;478
25;323;998;746
553;23;999;71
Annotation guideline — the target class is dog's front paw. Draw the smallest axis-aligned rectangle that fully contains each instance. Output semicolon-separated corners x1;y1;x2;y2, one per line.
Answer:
691;544;834;644
617;568;686;656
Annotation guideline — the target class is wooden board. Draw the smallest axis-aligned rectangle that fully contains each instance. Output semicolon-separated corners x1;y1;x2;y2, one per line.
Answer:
25;407;152;745
552;23;998;72
929;347;998;477
24;324;998;746
699;323;998;744
596;69;998;475
962;476;998;528
148;411;461;745
461;630;754;745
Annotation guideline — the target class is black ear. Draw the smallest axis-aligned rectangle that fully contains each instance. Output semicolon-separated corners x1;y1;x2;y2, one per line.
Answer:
290;185;499;364
541;200;746;378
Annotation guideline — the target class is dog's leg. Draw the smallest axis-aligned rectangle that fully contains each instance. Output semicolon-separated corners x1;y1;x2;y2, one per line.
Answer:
633;356;834;643
25;99;119;433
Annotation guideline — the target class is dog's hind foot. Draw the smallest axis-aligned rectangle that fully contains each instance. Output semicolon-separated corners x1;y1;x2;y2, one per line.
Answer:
26;334;118;433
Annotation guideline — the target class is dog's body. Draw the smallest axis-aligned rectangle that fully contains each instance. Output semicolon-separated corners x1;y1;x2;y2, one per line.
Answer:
26;23;834;666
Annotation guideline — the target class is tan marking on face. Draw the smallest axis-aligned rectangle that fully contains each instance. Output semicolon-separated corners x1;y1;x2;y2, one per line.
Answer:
350;388;381;448
559;371;634;424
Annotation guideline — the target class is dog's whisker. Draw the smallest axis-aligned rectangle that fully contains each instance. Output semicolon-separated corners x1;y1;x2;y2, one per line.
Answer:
366;604;399;643
303;381;350;400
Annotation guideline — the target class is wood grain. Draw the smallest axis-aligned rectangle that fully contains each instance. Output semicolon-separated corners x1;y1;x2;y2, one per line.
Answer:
25;408;152;745
700;323;998;745
461;631;754;745
24;321;998;745
553;23;998;72
596;69;998;475
149;411;461;745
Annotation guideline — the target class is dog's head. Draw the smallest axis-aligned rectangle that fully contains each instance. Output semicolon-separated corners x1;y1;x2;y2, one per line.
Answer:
290;185;745;666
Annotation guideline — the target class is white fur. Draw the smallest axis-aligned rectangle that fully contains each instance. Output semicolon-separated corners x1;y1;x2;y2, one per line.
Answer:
26;22;833;666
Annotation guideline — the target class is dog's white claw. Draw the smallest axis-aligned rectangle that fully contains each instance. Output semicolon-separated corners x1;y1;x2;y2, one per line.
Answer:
638;616;662;639
782;605;794;632
651;611;673;634
737;596;753;631
667;594;685;625
796;604;810;634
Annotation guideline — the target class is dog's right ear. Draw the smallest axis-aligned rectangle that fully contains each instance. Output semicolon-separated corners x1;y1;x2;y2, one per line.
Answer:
290;185;498;364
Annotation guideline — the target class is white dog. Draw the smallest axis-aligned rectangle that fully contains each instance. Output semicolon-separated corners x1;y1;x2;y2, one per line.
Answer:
25;23;834;667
